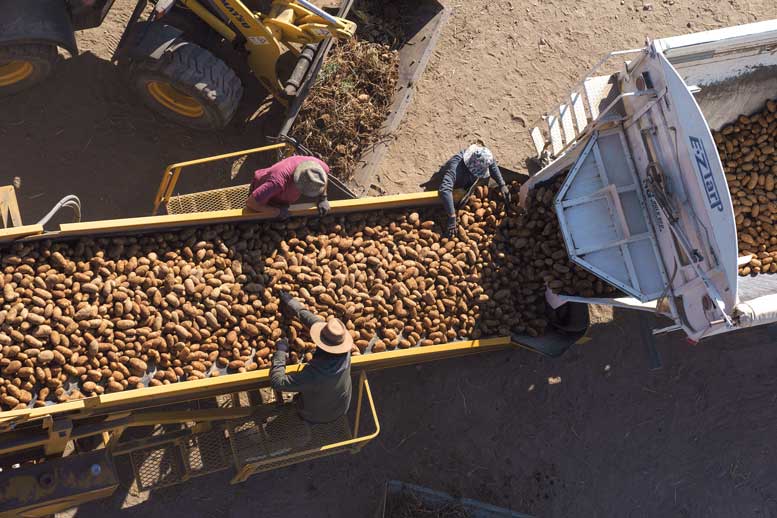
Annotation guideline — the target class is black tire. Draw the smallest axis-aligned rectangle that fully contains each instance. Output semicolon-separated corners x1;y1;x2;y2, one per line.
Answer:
0;43;58;97
128;40;243;130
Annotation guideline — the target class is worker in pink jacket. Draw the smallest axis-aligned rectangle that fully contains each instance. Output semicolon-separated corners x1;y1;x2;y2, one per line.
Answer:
246;155;331;217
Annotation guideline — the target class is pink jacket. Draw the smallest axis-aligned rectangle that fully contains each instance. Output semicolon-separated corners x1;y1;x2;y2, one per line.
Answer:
248;156;329;208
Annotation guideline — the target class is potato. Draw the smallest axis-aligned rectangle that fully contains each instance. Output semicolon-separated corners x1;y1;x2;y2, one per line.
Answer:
0;177;620;410
713;98;777;276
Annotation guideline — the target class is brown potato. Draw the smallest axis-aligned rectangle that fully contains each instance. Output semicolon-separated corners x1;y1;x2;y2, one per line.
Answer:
713;98;777;276
0;179;615;410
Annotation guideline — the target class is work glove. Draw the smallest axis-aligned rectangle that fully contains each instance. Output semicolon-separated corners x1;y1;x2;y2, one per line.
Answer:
279;290;303;315
279;290;293;308
317;197;331;216
500;185;512;206
276;338;290;353
443;215;457;238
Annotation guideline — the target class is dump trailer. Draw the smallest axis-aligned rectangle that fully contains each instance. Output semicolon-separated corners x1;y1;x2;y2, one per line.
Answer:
526;19;777;343
0;175;586;517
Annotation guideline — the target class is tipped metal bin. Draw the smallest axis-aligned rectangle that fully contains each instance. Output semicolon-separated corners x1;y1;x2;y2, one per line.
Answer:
376;481;534;518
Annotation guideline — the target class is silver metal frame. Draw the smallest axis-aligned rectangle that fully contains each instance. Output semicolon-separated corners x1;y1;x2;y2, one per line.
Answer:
555;128;669;302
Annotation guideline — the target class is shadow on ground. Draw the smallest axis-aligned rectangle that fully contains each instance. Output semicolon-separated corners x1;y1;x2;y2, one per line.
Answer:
68;306;777;518
0;51;282;225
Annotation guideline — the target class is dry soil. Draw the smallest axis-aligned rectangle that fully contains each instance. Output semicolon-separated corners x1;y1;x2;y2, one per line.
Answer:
2;0;777;516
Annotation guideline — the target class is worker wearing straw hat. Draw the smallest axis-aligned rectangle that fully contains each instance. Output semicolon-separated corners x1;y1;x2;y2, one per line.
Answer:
246;155;331;218
437;143;511;237
270;291;353;424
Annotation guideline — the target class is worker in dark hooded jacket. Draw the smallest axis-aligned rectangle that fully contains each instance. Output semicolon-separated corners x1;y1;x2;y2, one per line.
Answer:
270;291;352;424
437;144;511;237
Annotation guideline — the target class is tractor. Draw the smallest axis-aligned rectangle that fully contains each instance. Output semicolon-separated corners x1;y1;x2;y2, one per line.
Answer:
0;0;356;130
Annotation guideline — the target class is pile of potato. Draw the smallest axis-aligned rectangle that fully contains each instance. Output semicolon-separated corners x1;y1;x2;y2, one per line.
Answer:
0;182;609;410
713;99;777;276
500;176;619;300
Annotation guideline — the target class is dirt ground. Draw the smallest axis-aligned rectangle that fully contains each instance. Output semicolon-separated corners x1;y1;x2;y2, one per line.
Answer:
378;0;777;191
2;0;777;516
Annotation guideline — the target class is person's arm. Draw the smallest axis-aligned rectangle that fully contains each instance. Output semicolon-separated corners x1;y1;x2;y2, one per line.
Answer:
270;341;316;392
489;161;512;206
279;291;324;329
247;182;289;219
489;161;506;187
438;154;463;216
299;309;324;329
248;181;283;208
311;159;331;216
317;195;331;216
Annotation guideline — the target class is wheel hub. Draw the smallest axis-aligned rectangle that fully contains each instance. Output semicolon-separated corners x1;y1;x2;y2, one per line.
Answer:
0;60;34;87
146;81;205;118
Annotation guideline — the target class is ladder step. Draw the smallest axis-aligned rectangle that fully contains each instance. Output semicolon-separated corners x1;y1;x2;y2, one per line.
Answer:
583;74;623;121
559;104;576;144
547;115;563;156
530;127;547;157
571;91;588;132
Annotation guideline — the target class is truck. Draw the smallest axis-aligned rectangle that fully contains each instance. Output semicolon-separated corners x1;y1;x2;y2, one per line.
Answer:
526;19;777;343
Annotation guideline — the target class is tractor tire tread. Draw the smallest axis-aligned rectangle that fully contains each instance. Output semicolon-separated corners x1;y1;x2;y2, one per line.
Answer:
130;40;243;129
0;43;58;97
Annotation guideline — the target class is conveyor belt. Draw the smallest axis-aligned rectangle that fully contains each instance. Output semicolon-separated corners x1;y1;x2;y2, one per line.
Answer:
0;189;589;434
0;192;515;425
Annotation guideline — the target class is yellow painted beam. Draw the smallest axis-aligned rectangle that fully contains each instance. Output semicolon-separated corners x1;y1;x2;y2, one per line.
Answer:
57;191;446;237
0;336;512;424
0;224;43;242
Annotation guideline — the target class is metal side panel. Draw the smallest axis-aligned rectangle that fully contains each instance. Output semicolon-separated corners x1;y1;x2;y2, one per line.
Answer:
656;19;777;62
555;129;666;302
0;450;118;517
656;51;738;313
584;74;624;121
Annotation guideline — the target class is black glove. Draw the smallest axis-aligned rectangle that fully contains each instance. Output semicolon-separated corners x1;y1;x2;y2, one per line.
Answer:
443;215;457;238
279;290;293;308
279;290;304;315
500;185;512;206
317;197;331;216
276;338;290;353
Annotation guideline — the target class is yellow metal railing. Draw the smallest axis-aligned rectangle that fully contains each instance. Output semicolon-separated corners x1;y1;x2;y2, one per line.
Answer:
0;185;44;242
229;371;380;482
152;142;289;215
116;372;380;490
0;185;22;228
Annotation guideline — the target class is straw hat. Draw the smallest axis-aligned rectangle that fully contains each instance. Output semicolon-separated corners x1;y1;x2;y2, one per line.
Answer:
293;160;327;197
309;318;353;354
